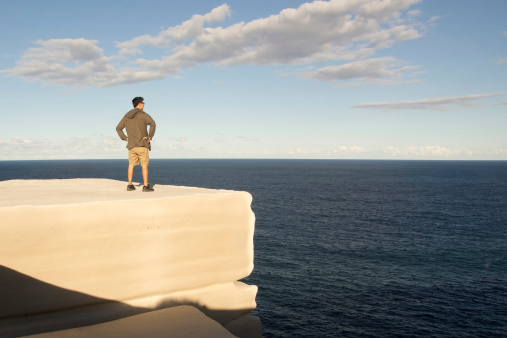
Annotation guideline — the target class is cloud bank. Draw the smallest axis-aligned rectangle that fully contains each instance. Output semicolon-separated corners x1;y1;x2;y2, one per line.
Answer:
0;136;123;160
384;145;472;157
3;0;423;87
1;137;505;160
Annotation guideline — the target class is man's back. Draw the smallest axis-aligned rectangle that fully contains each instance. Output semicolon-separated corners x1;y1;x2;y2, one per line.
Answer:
116;108;156;150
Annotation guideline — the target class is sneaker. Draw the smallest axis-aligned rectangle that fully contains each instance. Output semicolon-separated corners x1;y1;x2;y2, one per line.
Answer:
127;184;136;191
143;184;154;192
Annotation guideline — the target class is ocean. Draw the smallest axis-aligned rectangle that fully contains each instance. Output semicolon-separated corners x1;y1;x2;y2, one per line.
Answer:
1;159;506;337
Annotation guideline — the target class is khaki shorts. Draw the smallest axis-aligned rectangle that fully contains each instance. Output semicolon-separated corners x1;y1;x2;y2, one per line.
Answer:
128;147;149;166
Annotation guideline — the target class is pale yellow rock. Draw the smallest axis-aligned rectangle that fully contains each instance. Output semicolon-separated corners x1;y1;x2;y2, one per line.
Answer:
0;179;260;338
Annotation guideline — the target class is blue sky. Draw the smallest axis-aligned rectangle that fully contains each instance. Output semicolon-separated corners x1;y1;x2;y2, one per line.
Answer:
1;0;506;160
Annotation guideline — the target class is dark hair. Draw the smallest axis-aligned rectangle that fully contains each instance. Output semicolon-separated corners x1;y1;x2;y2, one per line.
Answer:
132;97;144;108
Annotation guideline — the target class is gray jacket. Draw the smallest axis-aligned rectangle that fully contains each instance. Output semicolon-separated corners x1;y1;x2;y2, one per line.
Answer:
116;108;156;150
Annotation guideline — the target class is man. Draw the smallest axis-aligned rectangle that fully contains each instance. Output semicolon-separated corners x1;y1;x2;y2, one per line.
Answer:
116;97;156;192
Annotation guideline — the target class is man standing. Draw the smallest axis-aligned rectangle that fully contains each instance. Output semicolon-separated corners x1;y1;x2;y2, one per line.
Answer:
116;97;156;192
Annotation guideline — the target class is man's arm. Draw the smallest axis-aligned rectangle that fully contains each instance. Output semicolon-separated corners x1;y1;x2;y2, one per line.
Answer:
146;115;156;139
116;117;128;140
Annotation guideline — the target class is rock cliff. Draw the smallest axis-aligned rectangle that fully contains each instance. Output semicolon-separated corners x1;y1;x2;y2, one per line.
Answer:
0;179;260;338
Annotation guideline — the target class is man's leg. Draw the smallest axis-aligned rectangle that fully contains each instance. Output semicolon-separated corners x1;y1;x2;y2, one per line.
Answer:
142;165;149;186
137;147;153;191
128;165;135;185
127;148;137;186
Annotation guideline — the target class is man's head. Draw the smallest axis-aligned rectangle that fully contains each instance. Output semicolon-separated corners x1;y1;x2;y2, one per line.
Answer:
132;97;144;108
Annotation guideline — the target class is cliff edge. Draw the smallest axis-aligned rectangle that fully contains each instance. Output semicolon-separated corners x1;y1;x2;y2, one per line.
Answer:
0;179;260;338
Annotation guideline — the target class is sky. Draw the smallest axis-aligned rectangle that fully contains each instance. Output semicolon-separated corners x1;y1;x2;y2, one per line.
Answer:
0;0;506;160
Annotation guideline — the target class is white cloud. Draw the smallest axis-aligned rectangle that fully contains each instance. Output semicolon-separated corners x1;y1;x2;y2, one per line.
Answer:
407;10;421;17
382;146;507;159
3;39;164;86
484;148;507;155
3;0;424;87
333;146;367;153
116;4;232;56
145;0;422;70
288;145;366;155
288;148;324;155
428;16;440;23
303;56;419;85
352;92;507;110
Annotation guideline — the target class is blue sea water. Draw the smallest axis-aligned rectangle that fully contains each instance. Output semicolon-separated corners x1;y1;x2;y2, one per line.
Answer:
0;159;506;337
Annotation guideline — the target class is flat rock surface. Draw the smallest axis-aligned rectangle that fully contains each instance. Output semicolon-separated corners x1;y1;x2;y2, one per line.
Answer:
0;178;237;207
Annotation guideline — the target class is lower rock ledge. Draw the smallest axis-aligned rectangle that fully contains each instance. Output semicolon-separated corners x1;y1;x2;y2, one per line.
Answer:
23;305;240;338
